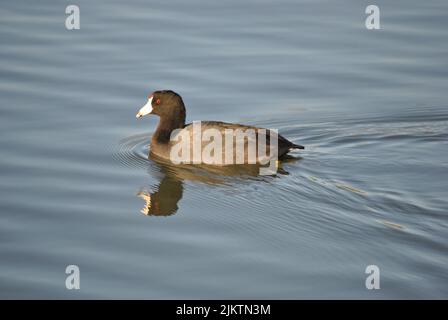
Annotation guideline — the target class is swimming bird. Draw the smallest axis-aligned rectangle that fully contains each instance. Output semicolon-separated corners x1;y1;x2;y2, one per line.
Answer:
136;90;304;165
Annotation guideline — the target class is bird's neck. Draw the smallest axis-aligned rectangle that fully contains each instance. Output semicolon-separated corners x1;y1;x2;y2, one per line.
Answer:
152;116;185;144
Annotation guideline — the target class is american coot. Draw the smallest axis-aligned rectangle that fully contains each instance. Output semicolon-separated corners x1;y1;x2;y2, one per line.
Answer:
136;90;304;166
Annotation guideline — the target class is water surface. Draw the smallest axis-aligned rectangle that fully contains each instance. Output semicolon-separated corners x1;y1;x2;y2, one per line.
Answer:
0;0;447;298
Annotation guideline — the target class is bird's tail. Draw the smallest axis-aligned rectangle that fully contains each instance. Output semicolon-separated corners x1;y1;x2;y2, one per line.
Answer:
290;143;305;150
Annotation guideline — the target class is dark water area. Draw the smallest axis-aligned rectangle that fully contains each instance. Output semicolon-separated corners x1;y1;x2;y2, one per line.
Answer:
0;0;447;298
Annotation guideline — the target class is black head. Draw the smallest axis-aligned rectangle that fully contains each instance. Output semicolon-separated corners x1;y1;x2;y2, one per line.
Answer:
136;90;186;125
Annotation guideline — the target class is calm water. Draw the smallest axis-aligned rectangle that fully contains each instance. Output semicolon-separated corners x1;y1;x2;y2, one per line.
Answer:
1;0;447;298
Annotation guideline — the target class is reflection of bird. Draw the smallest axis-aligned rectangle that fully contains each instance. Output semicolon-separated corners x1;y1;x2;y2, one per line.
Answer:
136;175;183;216
137;191;152;215
135;152;301;217
136;90;304;164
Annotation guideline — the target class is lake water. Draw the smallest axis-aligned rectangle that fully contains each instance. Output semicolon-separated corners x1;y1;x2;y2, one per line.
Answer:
0;0;447;298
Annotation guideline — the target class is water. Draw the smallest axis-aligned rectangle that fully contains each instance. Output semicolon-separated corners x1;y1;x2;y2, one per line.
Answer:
0;0;447;298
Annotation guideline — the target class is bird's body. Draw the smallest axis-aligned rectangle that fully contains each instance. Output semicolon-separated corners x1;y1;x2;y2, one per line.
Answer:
136;90;304;166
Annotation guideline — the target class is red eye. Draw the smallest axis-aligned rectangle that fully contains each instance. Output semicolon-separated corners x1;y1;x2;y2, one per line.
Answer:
156;98;161;105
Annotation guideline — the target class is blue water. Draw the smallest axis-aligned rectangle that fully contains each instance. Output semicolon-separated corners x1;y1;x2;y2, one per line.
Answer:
0;0;447;298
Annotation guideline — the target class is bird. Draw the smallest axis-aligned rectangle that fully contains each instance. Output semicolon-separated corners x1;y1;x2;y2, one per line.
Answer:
136;90;304;166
